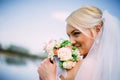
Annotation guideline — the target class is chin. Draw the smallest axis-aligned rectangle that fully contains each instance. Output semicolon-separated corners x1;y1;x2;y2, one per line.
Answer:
80;51;88;57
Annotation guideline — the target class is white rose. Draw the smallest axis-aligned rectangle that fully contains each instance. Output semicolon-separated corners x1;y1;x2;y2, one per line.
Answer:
48;52;54;60
46;40;56;53
58;47;72;61
63;61;76;69
55;39;62;48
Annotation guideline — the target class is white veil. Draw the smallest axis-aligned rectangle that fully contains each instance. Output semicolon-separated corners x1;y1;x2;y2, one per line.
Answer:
75;11;120;80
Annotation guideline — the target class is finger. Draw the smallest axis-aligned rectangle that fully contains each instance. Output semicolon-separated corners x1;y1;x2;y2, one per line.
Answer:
52;58;56;64
42;58;49;63
41;58;55;66
50;58;54;64
39;76;43;80
37;65;41;75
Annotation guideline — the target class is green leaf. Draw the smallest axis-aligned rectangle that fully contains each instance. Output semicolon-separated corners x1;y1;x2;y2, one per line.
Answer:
72;46;77;50
53;46;57;50
59;61;63;67
60;40;71;47
72;54;77;61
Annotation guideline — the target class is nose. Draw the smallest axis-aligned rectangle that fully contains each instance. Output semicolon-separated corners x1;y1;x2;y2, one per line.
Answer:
70;37;76;45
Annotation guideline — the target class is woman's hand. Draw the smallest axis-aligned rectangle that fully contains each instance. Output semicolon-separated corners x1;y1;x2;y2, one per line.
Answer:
37;58;56;80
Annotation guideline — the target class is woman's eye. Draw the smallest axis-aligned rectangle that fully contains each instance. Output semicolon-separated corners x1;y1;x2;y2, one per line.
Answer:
73;32;81;36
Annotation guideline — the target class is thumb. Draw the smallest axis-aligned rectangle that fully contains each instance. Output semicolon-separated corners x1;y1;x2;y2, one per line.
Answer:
52;58;56;64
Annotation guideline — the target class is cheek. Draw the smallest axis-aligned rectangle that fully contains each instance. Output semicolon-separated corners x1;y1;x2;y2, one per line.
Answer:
78;38;94;56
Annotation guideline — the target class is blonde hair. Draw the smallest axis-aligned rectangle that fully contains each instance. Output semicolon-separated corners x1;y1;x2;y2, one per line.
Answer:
66;6;103;39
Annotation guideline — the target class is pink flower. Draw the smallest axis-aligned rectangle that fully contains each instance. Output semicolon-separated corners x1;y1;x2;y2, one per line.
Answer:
58;47;72;61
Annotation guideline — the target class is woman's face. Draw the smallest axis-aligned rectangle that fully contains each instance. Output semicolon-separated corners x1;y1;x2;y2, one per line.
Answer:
66;24;94;57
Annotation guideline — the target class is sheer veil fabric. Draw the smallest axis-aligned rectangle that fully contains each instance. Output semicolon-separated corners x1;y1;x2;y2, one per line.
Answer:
75;11;120;80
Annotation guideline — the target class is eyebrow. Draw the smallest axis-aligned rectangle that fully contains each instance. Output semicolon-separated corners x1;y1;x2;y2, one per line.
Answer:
67;29;79;36
71;29;80;33
71;29;77;34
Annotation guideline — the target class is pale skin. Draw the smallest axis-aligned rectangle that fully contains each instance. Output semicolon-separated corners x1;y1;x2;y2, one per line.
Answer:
37;58;56;80
37;24;101;80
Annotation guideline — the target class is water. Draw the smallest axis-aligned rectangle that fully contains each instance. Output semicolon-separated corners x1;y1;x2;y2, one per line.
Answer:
0;54;42;80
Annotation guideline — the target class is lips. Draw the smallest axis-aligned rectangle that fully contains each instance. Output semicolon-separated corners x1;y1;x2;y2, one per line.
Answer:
75;45;81;50
75;44;81;48
72;43;81;48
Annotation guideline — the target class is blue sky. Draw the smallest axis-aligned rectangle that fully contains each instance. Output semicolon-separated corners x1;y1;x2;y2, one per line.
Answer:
0;0;120;54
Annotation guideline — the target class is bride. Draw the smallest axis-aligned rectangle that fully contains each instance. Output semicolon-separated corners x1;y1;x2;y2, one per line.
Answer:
37;6;120;80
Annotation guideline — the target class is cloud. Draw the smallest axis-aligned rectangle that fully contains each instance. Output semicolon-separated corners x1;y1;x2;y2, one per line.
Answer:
51;11;70;22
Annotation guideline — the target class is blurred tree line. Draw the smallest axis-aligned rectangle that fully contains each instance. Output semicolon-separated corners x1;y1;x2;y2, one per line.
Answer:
0;43;47;59
0;43;47;65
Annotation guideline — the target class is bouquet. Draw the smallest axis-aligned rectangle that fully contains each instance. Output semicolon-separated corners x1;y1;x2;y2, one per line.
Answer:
44;39;81;69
